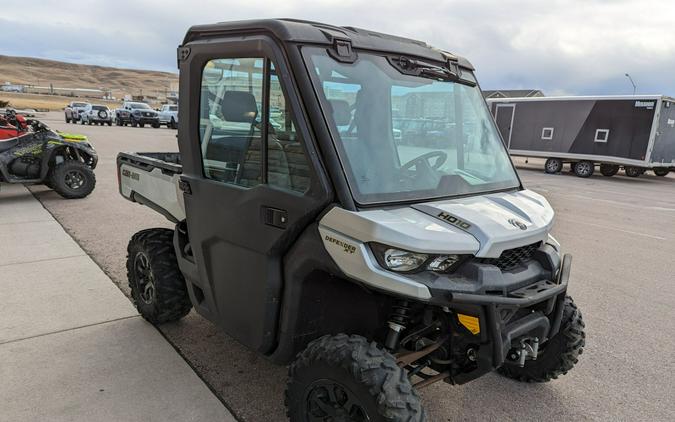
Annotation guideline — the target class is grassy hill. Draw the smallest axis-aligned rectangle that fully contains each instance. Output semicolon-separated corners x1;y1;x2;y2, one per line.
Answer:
0;55;177;96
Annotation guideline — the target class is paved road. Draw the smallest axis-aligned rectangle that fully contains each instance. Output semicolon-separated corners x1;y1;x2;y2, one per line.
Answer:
29;112;675;421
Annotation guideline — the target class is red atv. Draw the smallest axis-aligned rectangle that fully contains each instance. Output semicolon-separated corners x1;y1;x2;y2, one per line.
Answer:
0;109;28;140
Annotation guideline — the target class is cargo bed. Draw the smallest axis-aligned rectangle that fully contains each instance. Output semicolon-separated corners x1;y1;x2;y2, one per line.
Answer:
117;152;186;222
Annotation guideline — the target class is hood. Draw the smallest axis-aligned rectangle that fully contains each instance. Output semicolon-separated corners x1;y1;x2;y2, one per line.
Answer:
319;189;554;259
413;189;554;257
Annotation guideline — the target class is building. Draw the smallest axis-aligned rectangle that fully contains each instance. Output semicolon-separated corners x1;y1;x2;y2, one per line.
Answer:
482;89;544;99
1;82;24;93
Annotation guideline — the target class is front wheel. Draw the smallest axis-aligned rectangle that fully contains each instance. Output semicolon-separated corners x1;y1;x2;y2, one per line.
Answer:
126;228;192;324
49;160;96;199
152;122;160;128
286;334;425;422
169;118;176;129
65;115;70;123
498;296;585;382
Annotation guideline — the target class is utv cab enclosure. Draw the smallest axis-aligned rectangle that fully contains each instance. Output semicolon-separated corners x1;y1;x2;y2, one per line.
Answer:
119;19;584;421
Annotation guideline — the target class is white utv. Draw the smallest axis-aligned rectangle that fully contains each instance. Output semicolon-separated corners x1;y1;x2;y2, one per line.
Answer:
117;19;585;421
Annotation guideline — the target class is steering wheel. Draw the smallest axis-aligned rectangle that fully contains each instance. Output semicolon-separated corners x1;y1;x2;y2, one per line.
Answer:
401;151;448;172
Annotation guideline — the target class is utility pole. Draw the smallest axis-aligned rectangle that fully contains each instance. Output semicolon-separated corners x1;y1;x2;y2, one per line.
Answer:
625;73;637;95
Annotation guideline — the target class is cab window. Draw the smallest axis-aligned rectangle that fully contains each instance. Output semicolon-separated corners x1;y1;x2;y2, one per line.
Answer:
199;58;310;193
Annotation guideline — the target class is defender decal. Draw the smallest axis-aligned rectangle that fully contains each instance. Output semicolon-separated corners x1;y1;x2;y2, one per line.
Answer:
324;235;356;254
436;212;472;230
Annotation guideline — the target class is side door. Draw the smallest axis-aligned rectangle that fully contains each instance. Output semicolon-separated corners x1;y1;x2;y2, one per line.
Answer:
177;36;332;353
494;103;515;148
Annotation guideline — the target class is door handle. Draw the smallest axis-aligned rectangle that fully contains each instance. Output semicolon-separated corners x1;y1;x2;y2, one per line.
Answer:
262;206;288;229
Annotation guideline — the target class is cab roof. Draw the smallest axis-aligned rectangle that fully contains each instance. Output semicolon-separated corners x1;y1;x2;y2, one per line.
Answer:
182;18;474;70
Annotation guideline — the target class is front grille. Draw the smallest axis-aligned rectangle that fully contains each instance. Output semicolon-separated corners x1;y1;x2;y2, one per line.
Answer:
484;242;540;271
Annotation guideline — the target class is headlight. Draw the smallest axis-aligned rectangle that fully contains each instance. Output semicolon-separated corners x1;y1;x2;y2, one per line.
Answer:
371;243;468;274
383;248;428;272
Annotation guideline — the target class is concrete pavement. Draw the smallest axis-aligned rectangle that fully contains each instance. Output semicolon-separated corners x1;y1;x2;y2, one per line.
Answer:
0;183;236;422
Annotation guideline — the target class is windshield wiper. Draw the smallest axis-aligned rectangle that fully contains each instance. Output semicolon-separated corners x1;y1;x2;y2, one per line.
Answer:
388;56;476;87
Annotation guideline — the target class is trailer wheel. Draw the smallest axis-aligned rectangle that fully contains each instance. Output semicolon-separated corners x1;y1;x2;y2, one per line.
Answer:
544;158;563;174
127;228;192;324
574;160;594;178
654;168;670;177
624;166;642;177
498;296;585;382
286;334;425;422
599;164;619;177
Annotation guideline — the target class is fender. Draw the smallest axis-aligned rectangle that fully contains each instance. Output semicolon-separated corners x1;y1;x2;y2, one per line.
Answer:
38;140;98;180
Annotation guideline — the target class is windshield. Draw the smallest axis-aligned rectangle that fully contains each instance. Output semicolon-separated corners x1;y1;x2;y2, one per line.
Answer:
302;47;520;204
129;103;150;109
73;103;88;108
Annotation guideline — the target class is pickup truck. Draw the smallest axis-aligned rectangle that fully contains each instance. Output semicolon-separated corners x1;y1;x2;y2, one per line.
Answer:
64;101;90;123
115;102;160;128
157;104;178;129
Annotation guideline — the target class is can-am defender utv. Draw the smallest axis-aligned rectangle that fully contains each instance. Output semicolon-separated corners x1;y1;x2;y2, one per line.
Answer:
0;110;97;199
119;19;585;421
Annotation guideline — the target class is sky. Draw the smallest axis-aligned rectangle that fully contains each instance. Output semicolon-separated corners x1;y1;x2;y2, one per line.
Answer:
2;0;674;95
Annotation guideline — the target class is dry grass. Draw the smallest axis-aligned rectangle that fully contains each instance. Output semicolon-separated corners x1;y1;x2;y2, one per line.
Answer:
0;54;178;99
0;92;121;111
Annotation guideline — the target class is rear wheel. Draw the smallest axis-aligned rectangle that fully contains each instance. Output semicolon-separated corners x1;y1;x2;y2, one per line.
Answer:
653;168;670;177
65;115;70;123
574;160;594;178
544;158;563;174
286;334;425;422
50;160;96;199
139;122;145;128
107;121;112;126
115;117;122;126
132;119;138;128
599;163;619;177
624;166;642;177
126;228;192;324
498;296;585;382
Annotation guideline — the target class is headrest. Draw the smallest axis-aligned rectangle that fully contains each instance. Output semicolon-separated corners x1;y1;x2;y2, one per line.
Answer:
328;99;351;126
221;91;258;123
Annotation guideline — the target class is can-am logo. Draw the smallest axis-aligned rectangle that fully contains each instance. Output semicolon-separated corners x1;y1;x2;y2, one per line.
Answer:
508;218;527;230
634;100;655;109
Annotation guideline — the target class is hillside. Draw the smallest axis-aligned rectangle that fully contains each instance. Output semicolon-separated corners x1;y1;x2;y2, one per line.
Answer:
0;55;178;97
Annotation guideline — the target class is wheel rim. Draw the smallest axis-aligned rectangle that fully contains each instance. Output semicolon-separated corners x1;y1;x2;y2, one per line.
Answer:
546;160;560;172
64;169;86;190
577;162;591;175
304;380;370;422
134;252;155;305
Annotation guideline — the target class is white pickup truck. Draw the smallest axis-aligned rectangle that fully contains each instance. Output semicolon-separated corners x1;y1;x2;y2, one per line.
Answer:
157;104;178;129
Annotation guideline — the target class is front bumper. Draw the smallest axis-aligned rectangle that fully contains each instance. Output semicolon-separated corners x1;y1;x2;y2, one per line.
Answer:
412;245;572;384
133;116;159;124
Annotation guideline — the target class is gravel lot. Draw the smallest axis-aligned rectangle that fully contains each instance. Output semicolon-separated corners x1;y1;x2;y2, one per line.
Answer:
27;112;675;421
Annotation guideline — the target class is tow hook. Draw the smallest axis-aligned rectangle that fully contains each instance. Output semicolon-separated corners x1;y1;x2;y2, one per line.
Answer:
508;337;540;367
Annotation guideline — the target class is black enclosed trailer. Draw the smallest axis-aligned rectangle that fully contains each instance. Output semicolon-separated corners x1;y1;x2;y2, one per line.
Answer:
487;95;675;178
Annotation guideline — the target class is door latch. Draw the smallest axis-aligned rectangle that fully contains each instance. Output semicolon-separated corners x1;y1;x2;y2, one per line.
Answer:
178;179;192;195
262;206;288;229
